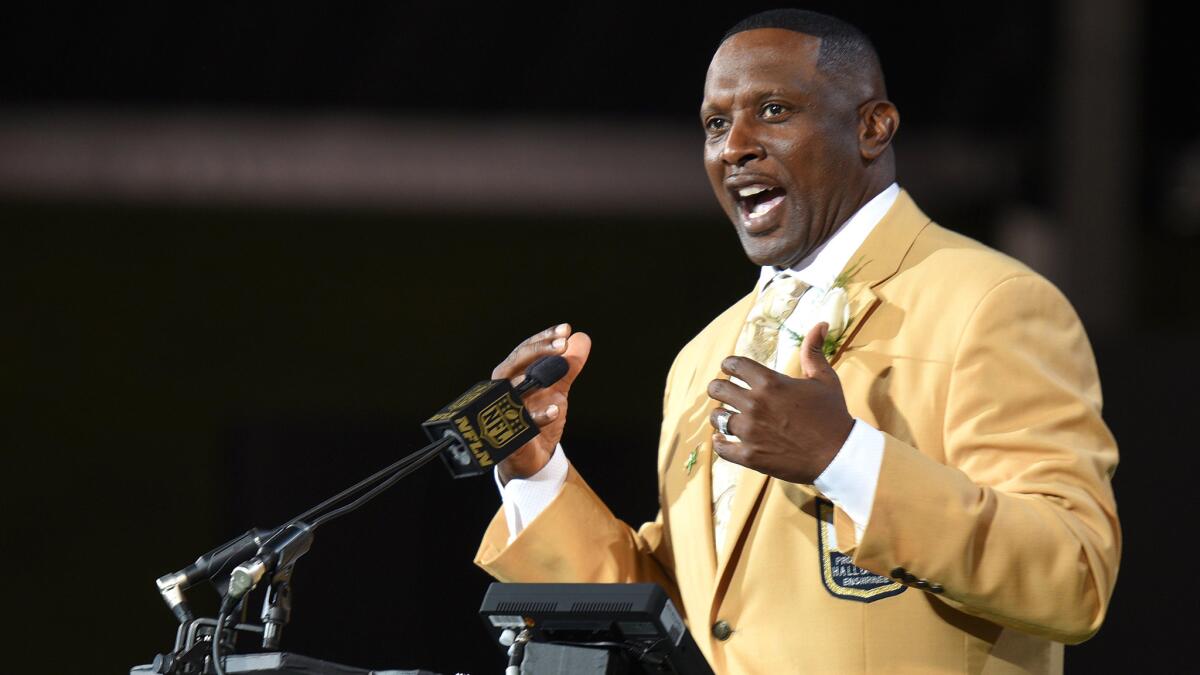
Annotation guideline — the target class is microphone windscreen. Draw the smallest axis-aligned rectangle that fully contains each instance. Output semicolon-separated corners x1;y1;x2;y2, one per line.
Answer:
526;355;569;387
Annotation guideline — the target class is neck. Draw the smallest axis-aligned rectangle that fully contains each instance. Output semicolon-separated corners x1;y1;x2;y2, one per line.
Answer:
779;176;894;271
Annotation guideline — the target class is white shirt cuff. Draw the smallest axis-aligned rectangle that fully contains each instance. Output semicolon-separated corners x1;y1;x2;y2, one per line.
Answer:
493;443;569;543
812;418;885;542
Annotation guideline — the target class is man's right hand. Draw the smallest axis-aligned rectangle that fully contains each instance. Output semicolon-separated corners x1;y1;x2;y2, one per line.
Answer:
492;323;591;484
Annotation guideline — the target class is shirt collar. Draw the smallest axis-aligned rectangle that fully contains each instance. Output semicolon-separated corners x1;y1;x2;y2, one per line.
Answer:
757;182;900;292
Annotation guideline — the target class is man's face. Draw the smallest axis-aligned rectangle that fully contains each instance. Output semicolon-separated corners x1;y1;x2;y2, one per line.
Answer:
702;29;863;268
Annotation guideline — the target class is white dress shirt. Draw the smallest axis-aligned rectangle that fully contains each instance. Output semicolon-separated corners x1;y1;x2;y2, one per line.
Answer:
496;183;900;546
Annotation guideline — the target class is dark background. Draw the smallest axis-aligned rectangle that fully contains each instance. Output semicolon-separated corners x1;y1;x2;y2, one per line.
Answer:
2;2;1195;673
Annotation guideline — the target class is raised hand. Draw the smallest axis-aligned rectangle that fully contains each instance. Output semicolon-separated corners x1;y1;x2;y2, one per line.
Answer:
706;322;853;484
492;323;592;483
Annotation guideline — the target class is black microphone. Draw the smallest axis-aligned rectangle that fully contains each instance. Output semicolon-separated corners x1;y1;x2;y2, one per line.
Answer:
424;355;569;478
227;523;314;601
514;355;570;397
155;527;273;623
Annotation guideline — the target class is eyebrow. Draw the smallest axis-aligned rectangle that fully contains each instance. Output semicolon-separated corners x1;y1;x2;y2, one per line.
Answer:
755;86;811;100
700;86;810;115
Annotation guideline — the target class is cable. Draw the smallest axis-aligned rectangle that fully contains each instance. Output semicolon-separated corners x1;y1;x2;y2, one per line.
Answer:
211;595;236;675
288;356;565;528
546;637;670;663
205;435;455;671
310;436;452;529
505;628;531;675
289;436;454;530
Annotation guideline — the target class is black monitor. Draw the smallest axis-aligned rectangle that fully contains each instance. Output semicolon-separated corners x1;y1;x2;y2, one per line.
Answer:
479;583;713;675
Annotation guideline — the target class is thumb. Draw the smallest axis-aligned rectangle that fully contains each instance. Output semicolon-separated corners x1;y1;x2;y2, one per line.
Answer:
560;331;592;388
799;322;834;380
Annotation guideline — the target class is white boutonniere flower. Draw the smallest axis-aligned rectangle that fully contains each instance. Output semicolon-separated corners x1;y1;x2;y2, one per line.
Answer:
814;286;851;337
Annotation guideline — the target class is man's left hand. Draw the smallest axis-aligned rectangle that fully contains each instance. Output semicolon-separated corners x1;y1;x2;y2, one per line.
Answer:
707;322;854;484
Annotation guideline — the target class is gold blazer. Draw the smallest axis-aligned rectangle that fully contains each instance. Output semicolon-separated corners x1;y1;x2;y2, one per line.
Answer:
475;189;1120;674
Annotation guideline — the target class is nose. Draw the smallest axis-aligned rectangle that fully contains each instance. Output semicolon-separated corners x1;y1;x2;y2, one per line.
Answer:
720;118;764;166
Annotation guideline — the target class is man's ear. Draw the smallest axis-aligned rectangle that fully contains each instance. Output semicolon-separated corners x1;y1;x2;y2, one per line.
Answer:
858;99;899;161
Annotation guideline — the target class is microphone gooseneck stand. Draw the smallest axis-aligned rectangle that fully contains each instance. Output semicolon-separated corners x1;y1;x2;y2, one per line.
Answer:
146;354;568;675
209;434;456;675
150;432;454;674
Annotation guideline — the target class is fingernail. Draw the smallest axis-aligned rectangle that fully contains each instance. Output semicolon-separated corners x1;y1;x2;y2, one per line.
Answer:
552;337;566;349
555;323;570;335
546;404;559;418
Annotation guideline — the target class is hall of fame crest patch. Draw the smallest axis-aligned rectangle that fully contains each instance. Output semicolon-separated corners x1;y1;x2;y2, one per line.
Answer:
816;499;906;603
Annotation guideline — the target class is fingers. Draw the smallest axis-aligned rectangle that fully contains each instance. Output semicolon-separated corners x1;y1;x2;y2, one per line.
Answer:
528;391;567;426
529;403;560;426
707;378;752;411
711;433;747;466
719;355;774;388
559;332;593;388
493;323;571;381
799;322;836;382
708;407;741;437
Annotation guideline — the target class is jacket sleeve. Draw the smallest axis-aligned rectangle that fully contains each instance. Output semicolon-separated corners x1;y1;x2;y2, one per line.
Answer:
837;274;1121;644
474;464;677;599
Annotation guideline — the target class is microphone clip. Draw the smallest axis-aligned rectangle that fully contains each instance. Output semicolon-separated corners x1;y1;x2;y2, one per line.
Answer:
228;522;314;602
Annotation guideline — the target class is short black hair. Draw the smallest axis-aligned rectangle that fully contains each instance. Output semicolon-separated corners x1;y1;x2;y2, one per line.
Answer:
722;9;884;89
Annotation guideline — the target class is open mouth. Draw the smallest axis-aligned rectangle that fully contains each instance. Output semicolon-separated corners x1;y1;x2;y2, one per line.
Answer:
733;184;787;229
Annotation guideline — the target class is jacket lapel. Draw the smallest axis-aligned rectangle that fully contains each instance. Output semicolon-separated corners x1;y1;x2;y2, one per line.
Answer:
780;188;933;372
831;188;932;361
713;451;770;586
670;286;761;591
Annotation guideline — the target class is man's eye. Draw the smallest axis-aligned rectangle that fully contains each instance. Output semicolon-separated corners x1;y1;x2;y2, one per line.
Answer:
762;103;787;117
705;118;728;132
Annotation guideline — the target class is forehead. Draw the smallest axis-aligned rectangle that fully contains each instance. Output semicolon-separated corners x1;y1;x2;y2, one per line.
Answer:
704;28;823;100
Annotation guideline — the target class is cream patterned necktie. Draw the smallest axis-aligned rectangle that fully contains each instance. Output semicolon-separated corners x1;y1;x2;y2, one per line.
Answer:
712;272;810;550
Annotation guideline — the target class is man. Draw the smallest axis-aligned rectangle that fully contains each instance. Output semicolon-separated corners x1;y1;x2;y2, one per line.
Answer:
475;9;1119;674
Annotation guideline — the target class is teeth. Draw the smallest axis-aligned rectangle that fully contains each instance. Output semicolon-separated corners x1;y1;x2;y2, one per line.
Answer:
737;185;769;198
